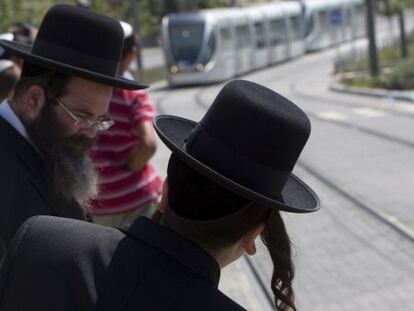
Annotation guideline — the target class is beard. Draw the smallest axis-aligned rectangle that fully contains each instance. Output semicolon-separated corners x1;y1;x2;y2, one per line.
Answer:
24;100;98;208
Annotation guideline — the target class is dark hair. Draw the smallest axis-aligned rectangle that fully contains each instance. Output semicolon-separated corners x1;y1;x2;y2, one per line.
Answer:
121;34;136;59
262;210;296;311
9;22;35;45
13;63;71;100
164;154;296;310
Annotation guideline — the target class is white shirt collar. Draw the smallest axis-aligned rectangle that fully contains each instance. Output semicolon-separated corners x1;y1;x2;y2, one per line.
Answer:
0;100;30;140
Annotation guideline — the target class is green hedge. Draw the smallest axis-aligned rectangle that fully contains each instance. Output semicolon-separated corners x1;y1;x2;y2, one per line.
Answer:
378;58;414;90
340;57;414;90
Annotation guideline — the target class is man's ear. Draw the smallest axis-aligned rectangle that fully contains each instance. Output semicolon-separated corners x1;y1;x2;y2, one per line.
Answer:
243;223;265;256
157;178;169;213
23;84;46;120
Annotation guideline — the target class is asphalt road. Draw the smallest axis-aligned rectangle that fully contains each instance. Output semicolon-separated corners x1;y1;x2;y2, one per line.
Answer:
143;11;414;310
147;38;414;310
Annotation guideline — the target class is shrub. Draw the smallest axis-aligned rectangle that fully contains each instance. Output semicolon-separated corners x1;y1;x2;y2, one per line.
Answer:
379;58;414;90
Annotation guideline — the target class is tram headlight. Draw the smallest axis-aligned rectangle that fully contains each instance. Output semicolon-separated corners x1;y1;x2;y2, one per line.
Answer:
196;63;205;72
170;65;178;74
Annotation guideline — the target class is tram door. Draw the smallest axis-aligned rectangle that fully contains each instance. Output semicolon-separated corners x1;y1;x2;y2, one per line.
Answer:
268;17;289;64
234;21;252;75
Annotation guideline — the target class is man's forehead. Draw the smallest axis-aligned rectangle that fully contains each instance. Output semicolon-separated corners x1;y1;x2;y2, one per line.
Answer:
65;76;113;96
63;77;112;113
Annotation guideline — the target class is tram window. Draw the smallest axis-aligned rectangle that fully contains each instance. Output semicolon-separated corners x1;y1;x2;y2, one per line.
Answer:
254;22;266;49
290;16;303;40
269;19;286;46
204;32;216;62
168;20;205;64
236;25;250;49
345;8;351;26
356;4;365;27
304;13;315;37
318;11;328;27
220;28;231;40
220;27;231;50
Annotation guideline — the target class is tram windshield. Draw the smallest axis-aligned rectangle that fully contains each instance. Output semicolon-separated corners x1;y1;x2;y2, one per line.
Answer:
168;18;205;64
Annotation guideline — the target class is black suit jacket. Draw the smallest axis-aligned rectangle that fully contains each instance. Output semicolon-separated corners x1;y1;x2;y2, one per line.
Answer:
0;117;85;251
0;216;247;311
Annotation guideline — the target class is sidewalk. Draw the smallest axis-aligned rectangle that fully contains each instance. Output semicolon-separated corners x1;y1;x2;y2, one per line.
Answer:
330;82;414;103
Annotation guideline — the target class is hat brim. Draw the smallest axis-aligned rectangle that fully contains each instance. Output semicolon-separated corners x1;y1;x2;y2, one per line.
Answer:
0;40;148;90
154;115;320;214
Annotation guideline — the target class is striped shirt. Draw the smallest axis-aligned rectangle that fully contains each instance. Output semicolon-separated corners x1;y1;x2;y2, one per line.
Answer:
88;88;162;215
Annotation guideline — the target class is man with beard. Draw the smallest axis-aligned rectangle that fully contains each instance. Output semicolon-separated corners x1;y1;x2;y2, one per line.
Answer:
0;4;147;257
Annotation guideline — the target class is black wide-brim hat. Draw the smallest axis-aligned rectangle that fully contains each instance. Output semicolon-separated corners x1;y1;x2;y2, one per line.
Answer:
154;80;320;213
0;4;147;90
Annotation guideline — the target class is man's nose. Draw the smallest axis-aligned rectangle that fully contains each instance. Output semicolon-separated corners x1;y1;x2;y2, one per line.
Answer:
79;126;98;139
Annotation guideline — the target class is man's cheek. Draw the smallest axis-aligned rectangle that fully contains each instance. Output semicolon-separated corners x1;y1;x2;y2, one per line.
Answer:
65;136;96;153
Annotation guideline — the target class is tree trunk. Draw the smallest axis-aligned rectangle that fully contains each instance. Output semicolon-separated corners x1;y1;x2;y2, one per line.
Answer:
131;0;144;80
366;0;380;77
164;0;180;13
398;8;408;58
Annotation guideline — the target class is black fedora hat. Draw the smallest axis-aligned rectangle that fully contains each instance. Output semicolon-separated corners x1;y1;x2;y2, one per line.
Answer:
154;80;320;213
0;4;147;90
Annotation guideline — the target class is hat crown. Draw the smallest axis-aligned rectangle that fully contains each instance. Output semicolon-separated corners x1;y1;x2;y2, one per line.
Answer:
188;80;310;170
31;4;123;76
185;80;311;198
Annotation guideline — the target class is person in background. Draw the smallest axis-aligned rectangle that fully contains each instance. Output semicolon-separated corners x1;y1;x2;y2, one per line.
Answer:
8;22;37;45
0;60;19;102
0;80;320;311
76;0;91;9
0;33;21;102
1;24;36;103
88;21;162;227
3;24;37;69
0;5;147;255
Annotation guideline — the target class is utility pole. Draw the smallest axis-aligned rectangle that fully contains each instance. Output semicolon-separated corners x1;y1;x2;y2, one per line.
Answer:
131;0;144;81
366;0;380;77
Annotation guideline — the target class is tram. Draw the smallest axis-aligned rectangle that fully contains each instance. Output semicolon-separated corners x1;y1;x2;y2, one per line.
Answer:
161;0;365;86
304;0;366;51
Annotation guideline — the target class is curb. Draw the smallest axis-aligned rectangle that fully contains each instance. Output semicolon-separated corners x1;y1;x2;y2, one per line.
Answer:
148;79;168;92
329;82;414;103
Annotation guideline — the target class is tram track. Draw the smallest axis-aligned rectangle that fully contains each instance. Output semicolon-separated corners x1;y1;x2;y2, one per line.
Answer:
286;79;414;247
244;157;414;311
155;75;414;309
289;77;414;122
192;84;414;310
154;87;189;115
284;71;414;150
305;110;414;149
287;79;414;243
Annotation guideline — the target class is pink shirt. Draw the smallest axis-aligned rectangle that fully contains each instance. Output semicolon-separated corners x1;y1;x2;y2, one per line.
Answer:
89;88;162;215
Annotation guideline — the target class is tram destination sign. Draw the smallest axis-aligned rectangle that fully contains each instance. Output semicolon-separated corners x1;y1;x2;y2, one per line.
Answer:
329;9;342;25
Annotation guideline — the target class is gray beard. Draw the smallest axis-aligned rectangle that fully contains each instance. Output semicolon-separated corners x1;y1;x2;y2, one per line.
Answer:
48;148;98;208
24;99;98;209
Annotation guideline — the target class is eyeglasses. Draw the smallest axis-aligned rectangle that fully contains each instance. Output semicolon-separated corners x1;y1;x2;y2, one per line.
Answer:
45;92;114;131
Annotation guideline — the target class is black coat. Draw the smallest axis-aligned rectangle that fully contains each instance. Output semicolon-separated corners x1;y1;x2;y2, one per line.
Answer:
0;216;247;311
0;117;85;252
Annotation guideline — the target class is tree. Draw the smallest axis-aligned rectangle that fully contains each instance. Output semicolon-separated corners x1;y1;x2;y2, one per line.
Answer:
366;0;380;77
380;0;414;58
